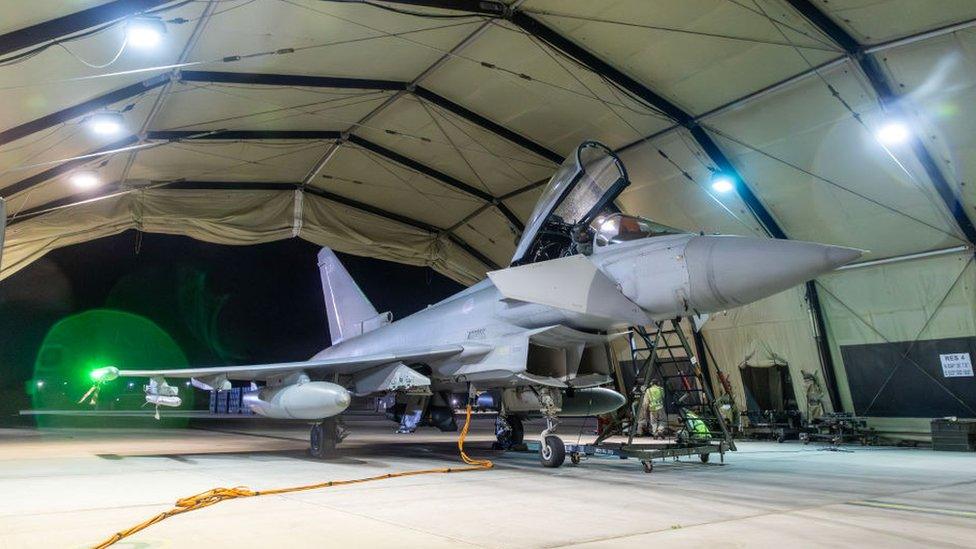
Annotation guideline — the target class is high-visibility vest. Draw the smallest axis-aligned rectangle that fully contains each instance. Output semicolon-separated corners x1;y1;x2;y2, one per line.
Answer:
685;411;711;438
645;384;664;411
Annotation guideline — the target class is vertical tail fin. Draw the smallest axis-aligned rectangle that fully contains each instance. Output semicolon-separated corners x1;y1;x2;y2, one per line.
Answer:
318;248;379;345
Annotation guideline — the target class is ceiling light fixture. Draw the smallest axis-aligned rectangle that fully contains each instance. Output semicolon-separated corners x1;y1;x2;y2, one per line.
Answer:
89;112;124;135
125;17;166;49
710;172;735;193
71;171;100;189
875;121;910;145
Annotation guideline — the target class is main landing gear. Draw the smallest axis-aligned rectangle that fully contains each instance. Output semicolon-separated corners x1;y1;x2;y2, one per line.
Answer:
309;417;348;459
538;392;565;468
494;414;524;450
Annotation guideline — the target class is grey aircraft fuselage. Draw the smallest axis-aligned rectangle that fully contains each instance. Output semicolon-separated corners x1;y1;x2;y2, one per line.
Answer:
98;139;862;435
315;231;859;392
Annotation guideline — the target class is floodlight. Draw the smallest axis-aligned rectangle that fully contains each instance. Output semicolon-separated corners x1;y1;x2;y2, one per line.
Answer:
71;171;100;189
876;121;910;145
710;173;735;193
89;112;124;135
126;17;166;48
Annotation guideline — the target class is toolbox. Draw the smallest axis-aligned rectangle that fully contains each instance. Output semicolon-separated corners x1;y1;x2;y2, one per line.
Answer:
930;418;976;452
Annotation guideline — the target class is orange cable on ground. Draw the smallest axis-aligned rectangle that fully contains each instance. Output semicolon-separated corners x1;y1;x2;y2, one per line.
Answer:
92;405;493;549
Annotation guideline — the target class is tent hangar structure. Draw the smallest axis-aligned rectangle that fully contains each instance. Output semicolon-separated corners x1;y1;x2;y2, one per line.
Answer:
2;0;976;438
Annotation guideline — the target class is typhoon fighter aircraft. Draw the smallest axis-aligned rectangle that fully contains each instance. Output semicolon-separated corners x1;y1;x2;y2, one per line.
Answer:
88;141;861;467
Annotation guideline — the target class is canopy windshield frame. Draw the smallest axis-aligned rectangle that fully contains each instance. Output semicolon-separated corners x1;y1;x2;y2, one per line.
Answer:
510;141;630;266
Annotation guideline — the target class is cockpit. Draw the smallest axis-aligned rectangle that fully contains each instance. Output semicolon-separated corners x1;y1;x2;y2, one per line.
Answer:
510;140;685;266
592;213;681;247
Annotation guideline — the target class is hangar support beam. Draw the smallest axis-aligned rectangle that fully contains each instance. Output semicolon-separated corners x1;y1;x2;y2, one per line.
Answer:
785;0;976;245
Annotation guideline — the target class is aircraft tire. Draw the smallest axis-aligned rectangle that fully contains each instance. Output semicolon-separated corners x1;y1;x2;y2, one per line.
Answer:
310;418;338;459
495;414;524;450
539;435;565;468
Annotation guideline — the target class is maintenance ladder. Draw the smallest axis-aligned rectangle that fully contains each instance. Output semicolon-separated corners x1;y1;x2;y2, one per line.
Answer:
548;319;733;472
596;319;735;451
625;319;735;450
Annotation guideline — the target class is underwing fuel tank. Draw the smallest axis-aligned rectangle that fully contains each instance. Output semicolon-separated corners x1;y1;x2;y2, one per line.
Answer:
500;387;625;417
243;381;351;419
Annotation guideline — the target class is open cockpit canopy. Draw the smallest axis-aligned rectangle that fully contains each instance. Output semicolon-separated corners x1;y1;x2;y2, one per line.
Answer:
511;141;629;265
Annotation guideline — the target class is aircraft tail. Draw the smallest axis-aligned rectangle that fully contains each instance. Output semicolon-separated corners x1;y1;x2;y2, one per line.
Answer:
317;248;386;345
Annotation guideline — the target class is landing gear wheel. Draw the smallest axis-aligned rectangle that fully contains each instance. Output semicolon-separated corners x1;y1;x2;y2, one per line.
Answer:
642;460;654;473
310;418;338;459
495;415;524;450
539;435;565;468
777;434;785;443
570;452;581;465
699;452;710;463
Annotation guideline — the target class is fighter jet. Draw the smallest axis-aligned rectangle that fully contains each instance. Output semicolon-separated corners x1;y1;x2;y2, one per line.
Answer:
88;141;860;467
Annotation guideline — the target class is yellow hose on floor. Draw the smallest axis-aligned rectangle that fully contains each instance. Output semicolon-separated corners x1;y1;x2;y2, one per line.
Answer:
92;405;493;549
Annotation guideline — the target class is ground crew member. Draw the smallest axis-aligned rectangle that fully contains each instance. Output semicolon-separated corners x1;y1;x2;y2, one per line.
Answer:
637;381;666;437
715;392;737;431
684;410;712;441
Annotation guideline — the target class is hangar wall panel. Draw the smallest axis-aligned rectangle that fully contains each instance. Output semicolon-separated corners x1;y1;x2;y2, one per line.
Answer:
421;22;672;154
877;30;976;218
703;61;965;259
817;251;976;435
185;1;483;81
153;84;395;133
523;0;840;114
617;129;768;237
300;192;486;285
2;189;486;286
699;286;826;417
357;95;557;198
814;0;976;45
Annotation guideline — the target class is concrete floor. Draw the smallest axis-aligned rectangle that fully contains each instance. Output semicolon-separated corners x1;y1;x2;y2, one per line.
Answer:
1;417;974;548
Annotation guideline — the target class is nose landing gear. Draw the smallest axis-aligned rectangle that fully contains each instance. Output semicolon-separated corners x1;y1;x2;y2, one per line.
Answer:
540;432;566;468
538;393;565;468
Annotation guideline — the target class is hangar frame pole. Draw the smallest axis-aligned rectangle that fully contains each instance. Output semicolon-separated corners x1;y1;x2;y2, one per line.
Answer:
805;281;843;411
784;0;976;245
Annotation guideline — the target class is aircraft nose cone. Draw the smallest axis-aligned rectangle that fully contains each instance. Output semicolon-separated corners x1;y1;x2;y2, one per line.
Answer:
684;236;861;311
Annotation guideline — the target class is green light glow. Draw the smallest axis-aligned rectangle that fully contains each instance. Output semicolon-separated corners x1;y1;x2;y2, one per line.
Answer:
89;366;119;383
31;309;190;426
